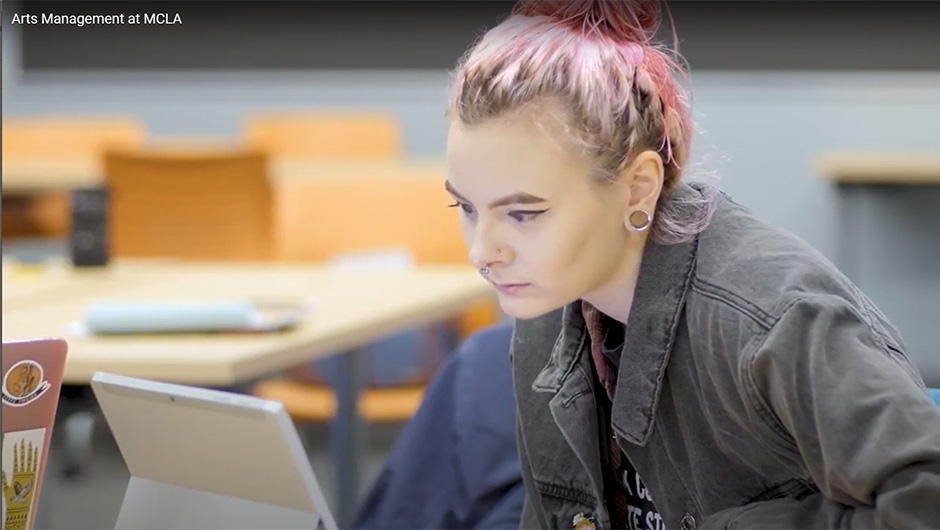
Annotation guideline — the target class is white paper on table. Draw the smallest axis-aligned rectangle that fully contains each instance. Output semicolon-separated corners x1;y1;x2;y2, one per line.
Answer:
329;248;416;272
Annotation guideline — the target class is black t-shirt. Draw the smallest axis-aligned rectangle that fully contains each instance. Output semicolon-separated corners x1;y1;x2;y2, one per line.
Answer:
599;316;664;530
612;451;664;530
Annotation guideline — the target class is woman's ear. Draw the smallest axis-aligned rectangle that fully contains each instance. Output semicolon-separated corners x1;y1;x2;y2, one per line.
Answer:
622;150;665;212
616;150;664;233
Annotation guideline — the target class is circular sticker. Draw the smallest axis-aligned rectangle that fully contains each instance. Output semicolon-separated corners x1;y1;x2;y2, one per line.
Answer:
2;361;50;407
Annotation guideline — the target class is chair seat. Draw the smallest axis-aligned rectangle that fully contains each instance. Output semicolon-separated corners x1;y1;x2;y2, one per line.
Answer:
252;378;426;423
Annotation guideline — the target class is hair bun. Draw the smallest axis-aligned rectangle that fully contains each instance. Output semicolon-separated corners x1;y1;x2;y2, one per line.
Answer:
514;0;662;44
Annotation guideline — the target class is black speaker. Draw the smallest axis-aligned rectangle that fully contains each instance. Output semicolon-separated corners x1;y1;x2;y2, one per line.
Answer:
69;187;110;267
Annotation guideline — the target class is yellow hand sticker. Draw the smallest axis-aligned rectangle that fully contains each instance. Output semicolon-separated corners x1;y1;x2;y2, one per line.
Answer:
2;439;39;530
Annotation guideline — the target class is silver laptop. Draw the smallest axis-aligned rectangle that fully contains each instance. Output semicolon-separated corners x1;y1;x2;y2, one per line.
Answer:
90;372;337;530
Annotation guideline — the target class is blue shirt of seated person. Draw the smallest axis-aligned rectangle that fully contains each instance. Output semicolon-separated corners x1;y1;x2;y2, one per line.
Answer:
353;323;522;529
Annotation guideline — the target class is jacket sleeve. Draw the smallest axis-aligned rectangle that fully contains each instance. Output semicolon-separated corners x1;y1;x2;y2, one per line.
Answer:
705;295;940;529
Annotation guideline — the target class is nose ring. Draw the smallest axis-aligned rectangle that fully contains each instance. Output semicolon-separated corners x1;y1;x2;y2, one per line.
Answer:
479;267;490;276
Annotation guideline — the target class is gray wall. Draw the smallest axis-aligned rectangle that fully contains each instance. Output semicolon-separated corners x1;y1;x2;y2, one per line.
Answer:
16;1;940;71
4;16;940;383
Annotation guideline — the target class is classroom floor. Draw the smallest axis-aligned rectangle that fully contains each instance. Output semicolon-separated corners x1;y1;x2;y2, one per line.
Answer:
37;416;401;529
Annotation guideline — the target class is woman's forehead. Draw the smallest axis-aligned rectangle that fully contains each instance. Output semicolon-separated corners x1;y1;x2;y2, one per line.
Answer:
446;112;593;196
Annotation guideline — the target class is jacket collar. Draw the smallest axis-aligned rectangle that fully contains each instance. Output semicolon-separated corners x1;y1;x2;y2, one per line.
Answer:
610;231;698;446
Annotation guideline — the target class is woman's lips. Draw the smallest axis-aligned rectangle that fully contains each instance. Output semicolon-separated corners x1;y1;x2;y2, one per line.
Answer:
492;283;530;295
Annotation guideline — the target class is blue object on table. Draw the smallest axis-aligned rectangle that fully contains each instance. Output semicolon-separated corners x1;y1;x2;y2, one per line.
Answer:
84;301;258;334
929;388;940;407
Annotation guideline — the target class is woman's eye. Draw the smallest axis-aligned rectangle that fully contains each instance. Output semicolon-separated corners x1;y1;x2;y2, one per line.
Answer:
509;209;548;222
448;202;475;215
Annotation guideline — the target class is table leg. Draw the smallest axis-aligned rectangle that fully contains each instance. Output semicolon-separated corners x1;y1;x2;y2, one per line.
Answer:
331;347;368;528
836;184;868;283
61;410;96;478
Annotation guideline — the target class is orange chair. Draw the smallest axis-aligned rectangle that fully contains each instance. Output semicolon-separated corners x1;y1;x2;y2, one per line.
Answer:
2;114;146;239
254;174;502;423
276;173;500;337
276;176;466;263
2;114;146;159
104;145;276;261
253;380;430;424
243;111;405;162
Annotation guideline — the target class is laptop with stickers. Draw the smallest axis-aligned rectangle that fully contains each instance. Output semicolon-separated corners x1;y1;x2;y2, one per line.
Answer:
1;338;69;530
90;372;337;530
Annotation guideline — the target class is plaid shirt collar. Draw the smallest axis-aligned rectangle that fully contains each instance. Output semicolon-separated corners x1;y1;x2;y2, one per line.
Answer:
581;301;617;400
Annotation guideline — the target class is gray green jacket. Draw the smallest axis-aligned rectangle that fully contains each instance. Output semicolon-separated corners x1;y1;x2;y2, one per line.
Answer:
511;185;940;529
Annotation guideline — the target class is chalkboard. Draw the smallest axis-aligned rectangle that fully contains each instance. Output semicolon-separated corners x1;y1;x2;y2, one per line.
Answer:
9;1;940;71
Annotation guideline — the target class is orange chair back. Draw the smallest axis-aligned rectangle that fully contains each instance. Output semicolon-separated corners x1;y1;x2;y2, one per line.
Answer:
244;112;404;161
2;115;145;159
277;175;466;263
276;173;499;337
105;146;275;261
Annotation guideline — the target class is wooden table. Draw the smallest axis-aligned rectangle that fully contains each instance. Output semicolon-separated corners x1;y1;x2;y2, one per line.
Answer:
1;158;104;193
815;152;940;281
2;259;491;384
814;153;940;185
2;258;495;524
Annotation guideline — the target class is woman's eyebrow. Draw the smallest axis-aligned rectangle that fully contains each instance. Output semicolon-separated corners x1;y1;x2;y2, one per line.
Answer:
445;180;547;209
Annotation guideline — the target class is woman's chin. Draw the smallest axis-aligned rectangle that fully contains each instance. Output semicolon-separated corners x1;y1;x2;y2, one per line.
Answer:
498;296;558;321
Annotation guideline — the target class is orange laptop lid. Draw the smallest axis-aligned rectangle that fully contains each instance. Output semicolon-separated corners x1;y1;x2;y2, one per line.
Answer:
2;338;68;530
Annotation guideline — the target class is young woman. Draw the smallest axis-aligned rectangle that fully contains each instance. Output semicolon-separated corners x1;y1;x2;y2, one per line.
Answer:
443;1;940;528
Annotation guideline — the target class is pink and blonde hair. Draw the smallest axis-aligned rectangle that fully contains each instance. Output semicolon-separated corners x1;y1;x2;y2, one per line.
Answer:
448;0;717;244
